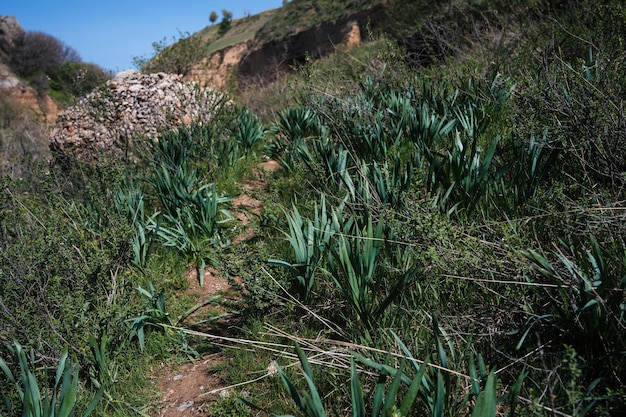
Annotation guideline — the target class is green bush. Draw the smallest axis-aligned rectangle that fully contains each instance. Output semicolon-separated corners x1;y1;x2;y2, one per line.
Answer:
0;158;152;417
133;31;208;76
48;61;111;102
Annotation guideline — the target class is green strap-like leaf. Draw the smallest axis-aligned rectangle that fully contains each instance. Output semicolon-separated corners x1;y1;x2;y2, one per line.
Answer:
351;360;365;417
302;372;326;417
278;367;306;412
0;355;16;385
433;372;445;417
508;368;528;417
57;367;79;417
373;264;420;318
371;372;387;417
471;372;497;417
399;356;429;416
352;353;412;386
295;344;313;381
267;259;301;277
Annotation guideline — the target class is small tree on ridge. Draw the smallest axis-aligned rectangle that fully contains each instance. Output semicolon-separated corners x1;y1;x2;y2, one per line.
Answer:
218;9;233;36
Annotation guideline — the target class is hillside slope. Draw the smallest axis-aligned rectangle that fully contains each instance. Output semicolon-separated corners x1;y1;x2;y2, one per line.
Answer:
0;16;60;123
148;2;387;90
2;1;626;417
0;62;57;175
0;15;111;176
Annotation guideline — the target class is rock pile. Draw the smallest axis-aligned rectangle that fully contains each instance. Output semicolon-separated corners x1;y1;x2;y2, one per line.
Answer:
49;70;225;162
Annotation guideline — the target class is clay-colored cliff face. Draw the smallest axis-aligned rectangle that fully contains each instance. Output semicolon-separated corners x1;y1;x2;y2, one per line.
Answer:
0;63;59;124
237;5;387;83
1;16;60;124
183;42;250;89
183;5;387;90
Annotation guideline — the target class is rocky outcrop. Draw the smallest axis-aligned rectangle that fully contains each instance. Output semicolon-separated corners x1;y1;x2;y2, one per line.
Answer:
0;16;24;61
49;70;225;162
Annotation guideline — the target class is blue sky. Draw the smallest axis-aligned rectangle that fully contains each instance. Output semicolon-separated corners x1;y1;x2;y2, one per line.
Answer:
3;1;284;73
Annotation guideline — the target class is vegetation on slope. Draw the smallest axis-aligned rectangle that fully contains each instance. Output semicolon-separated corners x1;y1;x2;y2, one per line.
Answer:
134;9;279;76
255;0;380;42
1;28;111;178
2;0;626;416
136;0;382;77
198;9;278;56
6;29;110;101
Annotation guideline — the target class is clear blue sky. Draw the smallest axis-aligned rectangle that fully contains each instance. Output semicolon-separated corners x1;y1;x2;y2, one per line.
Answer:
2;1;284;74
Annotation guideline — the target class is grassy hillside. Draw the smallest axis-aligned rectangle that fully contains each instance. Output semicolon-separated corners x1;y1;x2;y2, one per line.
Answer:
2;1;626;417
255;0;381;42
196;9;279;56
200;0;381;49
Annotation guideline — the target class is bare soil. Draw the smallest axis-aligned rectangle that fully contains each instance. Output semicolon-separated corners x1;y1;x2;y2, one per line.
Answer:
154;267;236;417
157;353;228;417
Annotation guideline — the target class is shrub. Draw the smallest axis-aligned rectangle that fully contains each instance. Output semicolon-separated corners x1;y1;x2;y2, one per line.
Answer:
49;61;111;100
0;115;50;179
0;157;145;417
218;10;234;36
9;31;78;78
515;48;626;197
134;31;207;76
521;237;626;385
384;0;506;66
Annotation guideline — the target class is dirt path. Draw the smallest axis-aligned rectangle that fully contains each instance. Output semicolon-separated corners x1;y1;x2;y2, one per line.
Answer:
153;160;280;417
155;266;240;417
